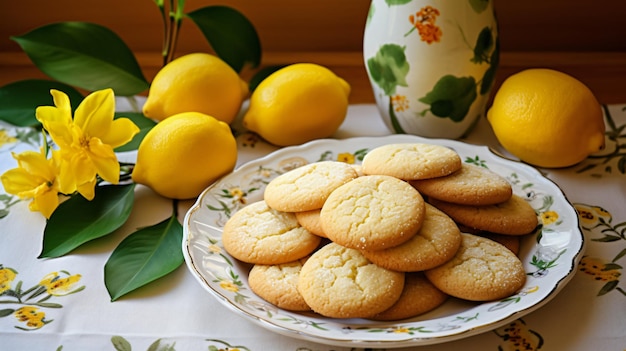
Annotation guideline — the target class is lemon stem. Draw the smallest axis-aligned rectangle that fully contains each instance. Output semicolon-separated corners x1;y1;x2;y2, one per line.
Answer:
156;0;185;66
172;199;179;220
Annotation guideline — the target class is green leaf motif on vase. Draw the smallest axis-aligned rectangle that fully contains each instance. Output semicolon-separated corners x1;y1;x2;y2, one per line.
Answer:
469;0;490;13
385;0;413;5
11;22;149;96
366;44;410;96
418;75;477;122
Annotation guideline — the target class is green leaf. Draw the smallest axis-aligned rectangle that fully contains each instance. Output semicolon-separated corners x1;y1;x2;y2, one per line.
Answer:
0;308;15;317
111;336;132;351
0;80;83;127
187;6;261;73
113;112;156;152
469;0;490;13
39;184;135;258
366;44;409;96
471;27;494;64
418;75;477;122
385;0;413;5
11;22;149;96
104;214;184;301
480;39;500;95
248;65;286;93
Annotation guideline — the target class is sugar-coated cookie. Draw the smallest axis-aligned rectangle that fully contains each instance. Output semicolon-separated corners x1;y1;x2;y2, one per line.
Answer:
361;143;462;180
264;161;358;212
222;200;321;264
320;175;425;250
297;243;405;318
248;258;310;311
370;272;448;321
425;233;526;301
411;163;513;205
428;194;539;235
295;208;326;238
361;204;461;272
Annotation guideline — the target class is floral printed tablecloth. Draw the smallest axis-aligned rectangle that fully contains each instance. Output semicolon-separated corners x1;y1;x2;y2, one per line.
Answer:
1;101;625;351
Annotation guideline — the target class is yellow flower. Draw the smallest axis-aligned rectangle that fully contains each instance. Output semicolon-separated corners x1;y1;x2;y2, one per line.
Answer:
393;327;411;333
35;88;139;200
0;148;62;218
39;271;83;296
0;267;17;294
0;129;17;147
219;280;239;292
337;152;355;164
540;210;559;225
575;203;612;229
14;306;46;329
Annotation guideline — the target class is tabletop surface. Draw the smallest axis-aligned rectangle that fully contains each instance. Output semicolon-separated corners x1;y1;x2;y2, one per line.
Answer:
1;100;625;351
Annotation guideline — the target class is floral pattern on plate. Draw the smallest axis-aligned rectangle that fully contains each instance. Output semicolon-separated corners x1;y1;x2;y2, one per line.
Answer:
182;135;584;348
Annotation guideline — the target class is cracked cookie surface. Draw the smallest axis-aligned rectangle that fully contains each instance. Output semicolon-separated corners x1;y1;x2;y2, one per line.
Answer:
222;200;321;264
297;243;405;318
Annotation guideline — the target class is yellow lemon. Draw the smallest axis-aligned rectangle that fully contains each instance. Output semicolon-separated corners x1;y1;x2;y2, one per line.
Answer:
132;112;237;199
142;53;248;124
242;63;350;146
487;69;605;168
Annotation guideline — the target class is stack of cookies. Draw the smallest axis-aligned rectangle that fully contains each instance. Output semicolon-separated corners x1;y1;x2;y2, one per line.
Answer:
222;143;538;320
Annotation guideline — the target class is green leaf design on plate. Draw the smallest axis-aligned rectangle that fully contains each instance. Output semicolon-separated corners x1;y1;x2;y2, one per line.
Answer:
366;44;409;96
418;75;477;122
469;0;490;13
113;112;156;152
104;214;184;301
11;22;149;96
0;80;83;127
39;184;135;258
187;6;261;73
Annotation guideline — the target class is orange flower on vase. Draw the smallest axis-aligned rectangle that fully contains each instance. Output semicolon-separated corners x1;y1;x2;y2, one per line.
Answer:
408;6;442;44
391;95;410;112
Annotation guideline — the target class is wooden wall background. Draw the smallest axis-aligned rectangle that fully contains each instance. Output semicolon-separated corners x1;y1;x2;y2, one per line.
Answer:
1;0;625;103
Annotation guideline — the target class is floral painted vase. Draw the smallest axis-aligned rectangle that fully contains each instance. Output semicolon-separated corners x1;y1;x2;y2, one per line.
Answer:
363;0;499;139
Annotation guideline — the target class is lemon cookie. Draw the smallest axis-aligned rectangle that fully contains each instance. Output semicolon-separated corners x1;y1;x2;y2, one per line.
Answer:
411;163;513;205
222;200;322;264
425;233;526;301
370;272;448;321
264;161;358;212
361;143;462;180
362;204;461;271
295;208;326;238
320;175;425;251
297;243;405;318
248;258;310;311
429;194;539;235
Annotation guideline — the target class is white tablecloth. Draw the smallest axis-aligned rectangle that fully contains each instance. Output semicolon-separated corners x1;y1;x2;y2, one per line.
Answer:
1;101;625;350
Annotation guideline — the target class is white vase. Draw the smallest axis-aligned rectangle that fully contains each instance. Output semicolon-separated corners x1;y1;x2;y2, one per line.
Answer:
363;0;499;139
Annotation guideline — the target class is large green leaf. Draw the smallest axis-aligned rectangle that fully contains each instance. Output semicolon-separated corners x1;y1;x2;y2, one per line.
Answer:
113;112;156;152
104;214;184;301
11;22;149;96
39;184;135;258
187;6;261;73
366;44;409;96
0;80;83;127
418;75;477;122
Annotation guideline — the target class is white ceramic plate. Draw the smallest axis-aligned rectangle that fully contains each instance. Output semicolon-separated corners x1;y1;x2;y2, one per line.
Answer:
182;135;584;348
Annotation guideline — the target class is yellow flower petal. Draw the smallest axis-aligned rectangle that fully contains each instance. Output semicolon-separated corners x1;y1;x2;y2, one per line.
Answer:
102;117;140;148
76;177;97;201
29;188;59;219
74;88;115;138
87;138;120;184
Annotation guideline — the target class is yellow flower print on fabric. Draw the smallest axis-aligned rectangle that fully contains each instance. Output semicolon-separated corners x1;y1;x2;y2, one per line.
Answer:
575;203;612;230
0;129;18;147
39;271;84;296
14;306;48;330
0;266;85;330
494;319;544;351
0;267;17;293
